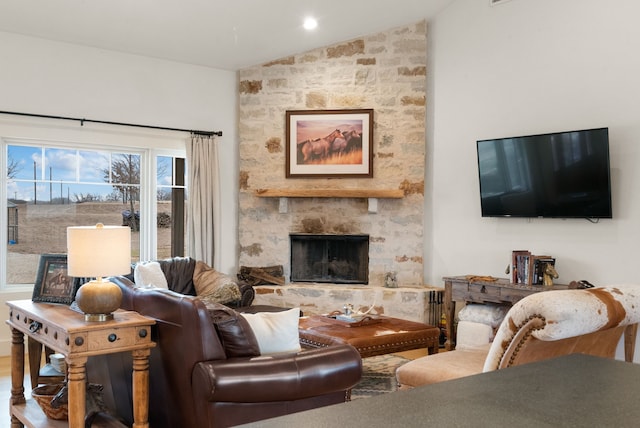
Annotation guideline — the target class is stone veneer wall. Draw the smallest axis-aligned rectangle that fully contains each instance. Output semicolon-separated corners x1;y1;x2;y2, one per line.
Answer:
237;21;431;319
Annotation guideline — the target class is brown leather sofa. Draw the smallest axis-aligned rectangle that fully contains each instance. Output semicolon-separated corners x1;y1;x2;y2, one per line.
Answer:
86;258;362;428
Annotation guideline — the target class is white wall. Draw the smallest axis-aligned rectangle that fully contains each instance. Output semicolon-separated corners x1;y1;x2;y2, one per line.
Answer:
0;31;238;355
0;31;238;273
424;0;640;287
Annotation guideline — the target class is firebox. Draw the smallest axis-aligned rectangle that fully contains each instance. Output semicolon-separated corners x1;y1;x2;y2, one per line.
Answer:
290;234;369;284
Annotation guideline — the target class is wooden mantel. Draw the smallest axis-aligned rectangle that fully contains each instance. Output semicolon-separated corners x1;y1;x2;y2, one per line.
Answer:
254;188;404;214
254;188;405;198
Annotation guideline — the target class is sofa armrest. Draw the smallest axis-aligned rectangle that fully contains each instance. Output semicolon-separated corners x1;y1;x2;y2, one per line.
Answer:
192;344;362;402
110;275;227;362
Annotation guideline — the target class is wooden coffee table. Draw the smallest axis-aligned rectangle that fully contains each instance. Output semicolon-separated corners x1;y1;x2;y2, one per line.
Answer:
298;314;439;358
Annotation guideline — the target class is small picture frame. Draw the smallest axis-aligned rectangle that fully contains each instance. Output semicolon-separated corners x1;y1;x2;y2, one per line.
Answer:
285;109;373;178
32;254;79;305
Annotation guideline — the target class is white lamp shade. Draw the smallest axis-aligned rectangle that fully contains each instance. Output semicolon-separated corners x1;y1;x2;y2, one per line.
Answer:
67;224;131;278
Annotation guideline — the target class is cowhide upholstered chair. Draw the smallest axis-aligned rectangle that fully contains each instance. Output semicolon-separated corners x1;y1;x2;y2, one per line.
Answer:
397;284;640;389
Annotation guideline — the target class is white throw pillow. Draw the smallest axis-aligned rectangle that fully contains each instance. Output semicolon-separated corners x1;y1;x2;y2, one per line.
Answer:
240;308;302;355
134;261;169;289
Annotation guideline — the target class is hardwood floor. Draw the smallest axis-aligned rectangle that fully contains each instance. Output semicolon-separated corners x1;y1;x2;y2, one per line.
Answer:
0;355;10;378
394;347;433;360
0;355;30;428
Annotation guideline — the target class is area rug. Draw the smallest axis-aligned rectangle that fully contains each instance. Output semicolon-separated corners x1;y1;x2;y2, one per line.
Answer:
350;354;410;400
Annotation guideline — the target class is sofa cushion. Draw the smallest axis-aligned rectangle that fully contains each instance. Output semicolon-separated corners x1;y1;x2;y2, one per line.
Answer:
199;300;260;358
134;261;169;289
193;261;242;304
240;308;302;355
157;257;197;295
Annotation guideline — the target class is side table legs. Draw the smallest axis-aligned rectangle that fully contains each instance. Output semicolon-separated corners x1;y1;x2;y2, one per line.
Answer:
10;327;25;428
132;349;152;428
67;356;88;428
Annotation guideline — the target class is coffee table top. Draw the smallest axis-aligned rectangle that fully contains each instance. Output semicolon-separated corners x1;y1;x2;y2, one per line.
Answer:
299;314;439;358
300;314;434;334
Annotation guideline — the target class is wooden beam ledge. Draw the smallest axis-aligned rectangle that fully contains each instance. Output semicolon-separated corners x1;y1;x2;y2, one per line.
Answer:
254;188;405;199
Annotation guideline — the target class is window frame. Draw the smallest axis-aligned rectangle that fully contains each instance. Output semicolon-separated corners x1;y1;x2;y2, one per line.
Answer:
1;127;186;291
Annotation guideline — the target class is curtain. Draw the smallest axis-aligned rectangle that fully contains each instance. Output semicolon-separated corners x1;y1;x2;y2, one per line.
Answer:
186;133;220;267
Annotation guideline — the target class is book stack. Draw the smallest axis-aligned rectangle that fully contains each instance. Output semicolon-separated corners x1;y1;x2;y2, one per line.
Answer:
511;250;556;286
49;353;66;374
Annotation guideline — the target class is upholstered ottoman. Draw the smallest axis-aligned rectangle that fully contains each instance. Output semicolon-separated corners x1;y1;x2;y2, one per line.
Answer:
298;315;440;358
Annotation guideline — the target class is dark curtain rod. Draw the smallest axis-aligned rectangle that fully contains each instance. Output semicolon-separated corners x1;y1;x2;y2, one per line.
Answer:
0;110;222;137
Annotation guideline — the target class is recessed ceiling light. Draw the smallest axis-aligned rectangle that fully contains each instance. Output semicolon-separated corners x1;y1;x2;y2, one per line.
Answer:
303;17;318;31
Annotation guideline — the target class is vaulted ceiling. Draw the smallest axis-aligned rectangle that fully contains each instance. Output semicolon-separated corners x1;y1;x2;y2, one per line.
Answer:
0;0;455;70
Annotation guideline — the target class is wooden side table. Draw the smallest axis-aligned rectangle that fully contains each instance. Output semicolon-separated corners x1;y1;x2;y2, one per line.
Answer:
442;276;568;350
6;299;155;428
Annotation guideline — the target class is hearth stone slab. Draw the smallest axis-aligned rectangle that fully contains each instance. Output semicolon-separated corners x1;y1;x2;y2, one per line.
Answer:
252;284;441;324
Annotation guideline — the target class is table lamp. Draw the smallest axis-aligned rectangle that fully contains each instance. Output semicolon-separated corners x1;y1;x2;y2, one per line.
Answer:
67;223;131;321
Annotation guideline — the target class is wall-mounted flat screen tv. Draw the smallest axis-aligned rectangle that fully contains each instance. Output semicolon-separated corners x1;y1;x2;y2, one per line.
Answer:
477;127;612;219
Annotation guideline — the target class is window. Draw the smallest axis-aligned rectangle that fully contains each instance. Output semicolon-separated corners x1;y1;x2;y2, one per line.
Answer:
3;138;186;288
156;155;186;258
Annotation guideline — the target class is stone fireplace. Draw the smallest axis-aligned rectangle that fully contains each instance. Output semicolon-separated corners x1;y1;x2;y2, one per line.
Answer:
290;234;369;284
236;21;438;323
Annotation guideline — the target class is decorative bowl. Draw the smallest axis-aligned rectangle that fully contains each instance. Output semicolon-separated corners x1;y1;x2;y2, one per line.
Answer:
31;384;68;420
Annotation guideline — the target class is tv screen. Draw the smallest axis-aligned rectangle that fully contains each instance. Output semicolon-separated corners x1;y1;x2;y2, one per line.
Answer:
477;127;612;219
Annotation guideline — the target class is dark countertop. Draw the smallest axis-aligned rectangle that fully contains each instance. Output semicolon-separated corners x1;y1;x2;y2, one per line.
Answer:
237;354;640;428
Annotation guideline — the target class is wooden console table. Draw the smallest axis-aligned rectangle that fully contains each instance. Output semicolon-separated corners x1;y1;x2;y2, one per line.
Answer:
442;276;568;350
6;300;155;428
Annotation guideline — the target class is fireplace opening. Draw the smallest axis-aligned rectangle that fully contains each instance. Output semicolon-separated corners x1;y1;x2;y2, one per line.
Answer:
290;234;369;284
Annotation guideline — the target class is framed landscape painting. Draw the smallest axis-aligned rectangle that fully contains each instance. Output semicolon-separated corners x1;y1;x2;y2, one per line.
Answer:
32;253;78;304
285;109;373;178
